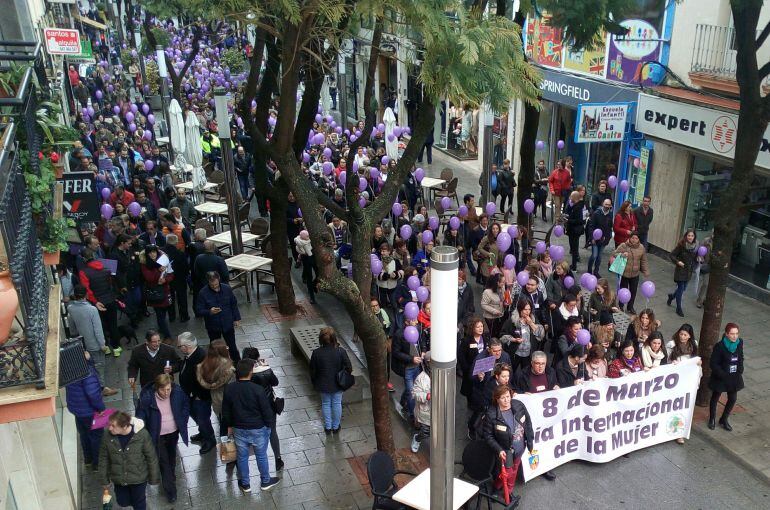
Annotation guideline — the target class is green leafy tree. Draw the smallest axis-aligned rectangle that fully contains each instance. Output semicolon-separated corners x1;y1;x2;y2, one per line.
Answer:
219;0;540;456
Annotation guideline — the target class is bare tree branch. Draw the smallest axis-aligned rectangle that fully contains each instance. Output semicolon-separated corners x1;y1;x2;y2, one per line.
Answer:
757;20;770;49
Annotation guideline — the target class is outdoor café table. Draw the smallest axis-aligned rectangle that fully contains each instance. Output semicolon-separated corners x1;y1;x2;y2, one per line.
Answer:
207;231;258;255
420;176;446;206
392;468;479;510
224;253;272;302
194;202;229;231
177;181;219;203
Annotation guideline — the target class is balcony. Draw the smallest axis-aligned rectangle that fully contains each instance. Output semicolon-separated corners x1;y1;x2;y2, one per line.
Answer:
690;24;740;95
0;41;61;414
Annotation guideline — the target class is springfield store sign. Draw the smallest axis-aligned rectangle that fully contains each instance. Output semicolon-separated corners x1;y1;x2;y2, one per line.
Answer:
636;93;770;170
539;68;639;109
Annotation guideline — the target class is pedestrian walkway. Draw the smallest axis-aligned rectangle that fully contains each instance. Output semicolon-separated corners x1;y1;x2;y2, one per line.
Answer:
420;150;770;483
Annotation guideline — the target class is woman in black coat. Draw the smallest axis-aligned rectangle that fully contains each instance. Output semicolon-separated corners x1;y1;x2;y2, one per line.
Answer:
243;347;284;471
666;229;698;317
564;191;585;271
483;385;533;501
555;344;590;388
309;327;352;434
708;322;744;432
457;316;490;398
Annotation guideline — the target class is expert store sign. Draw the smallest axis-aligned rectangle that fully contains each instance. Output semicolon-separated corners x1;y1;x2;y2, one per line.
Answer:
636;93;770;170
44;28;81;55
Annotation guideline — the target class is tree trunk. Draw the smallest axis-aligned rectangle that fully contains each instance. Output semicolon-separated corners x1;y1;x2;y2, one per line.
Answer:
265;190;298;316
517;101;540;226
697;0;767;405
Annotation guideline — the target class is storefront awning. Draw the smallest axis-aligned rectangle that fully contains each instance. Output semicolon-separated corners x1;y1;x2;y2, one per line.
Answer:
649;85;739;113
75;15;107;31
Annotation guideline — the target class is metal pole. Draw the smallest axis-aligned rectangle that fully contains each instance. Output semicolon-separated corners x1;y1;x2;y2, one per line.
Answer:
157;45;174;161
215;88;244;255
481;103;495;207
135;30;147;86
338;54;347;126
429;246;459;510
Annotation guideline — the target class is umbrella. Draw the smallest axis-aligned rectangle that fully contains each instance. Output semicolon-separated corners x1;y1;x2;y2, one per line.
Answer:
383;107;398;160
184;110;207;201
497;463;511;505
169;99;187;157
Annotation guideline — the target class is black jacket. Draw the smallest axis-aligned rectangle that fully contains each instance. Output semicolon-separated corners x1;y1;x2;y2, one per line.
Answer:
309;345;352;394
457;334;490;388
165;245;190;281
633;206;654;235
708;339;744;393
176;346;210;402
193;253;230;284
221;380;275;430
555;357;590;387
512;366;558;393
483;400;534;455
589;208;613;246
391;326;429;378
458;285;476;325
110;246;140;290
79;261;115;305
127;344;181;388
565;199;586;236
469;352;512;411
669;244;697;283
196;284;241;332
138;230;165;248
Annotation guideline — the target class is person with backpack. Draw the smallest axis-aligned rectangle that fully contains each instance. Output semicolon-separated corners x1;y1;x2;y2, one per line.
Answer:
66;351;107;470
309;327;353;434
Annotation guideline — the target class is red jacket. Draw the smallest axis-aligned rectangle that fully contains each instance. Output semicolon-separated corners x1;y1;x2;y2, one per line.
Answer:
613;212;637;245
110;190;135;208
548;168;572;195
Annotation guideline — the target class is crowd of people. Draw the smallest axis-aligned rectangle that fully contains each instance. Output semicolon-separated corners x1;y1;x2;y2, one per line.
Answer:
59;9;748;509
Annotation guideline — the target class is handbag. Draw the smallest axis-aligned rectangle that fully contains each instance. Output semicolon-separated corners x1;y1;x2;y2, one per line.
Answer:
335;348;355;391
219;438;237;463
145;285;165;304
609;254;628;276
91;408;117;430
271;396;285;415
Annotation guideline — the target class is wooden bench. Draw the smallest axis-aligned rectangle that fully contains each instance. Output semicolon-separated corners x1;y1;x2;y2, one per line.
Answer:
289;325;370;403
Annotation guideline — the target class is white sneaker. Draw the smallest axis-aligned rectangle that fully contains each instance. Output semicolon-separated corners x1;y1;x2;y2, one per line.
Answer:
411;434;420;453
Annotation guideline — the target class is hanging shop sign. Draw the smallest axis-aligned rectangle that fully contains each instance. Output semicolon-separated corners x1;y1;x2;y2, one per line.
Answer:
636;93;770;170
44;28;82;55
539;68;639;109
60;172;100;222
575;103;630;143
606;19;664;86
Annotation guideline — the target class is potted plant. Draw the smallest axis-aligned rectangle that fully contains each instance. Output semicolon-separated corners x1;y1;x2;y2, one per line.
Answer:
41;216;75;265
0;63;27;99
0;256;19;346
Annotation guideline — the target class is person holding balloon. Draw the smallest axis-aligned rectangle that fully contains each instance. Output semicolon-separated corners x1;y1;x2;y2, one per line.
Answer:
500;299;546;372
586;198;614;277
392;315;428;425
612;201;637;248
588;277;619;323
695;238;713;309
666;229;699;317
610;231;649;315
564;190;586;271
555;316;586;366
548;159;572;220
481;273;507;338
477;221;502;284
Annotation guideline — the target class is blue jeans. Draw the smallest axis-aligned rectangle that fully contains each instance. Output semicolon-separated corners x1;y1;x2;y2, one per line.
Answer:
672;281;688;310
321;391;343;430
237;172;250;201
402;366;422;418
75;415;104;466
587;242;605;275
189;398;215;443
233;427;272;485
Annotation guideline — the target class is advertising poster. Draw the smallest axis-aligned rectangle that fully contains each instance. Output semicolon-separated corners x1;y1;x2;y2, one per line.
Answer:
634;147;650;205
525;13;564;69
59;171;100;222
575;103;629;143
606;19;662;85
516;359;701;481
44;28;82;55
564;33;608;77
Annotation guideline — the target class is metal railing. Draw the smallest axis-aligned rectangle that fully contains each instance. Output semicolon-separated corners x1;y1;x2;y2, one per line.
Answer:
690;24;748;79
0;42;52;389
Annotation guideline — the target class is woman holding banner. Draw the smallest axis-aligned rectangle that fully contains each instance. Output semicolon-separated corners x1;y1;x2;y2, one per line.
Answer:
483;385;533;506
641;332;668;370
555;344;590;387
708;323;744;432
608;340;644;378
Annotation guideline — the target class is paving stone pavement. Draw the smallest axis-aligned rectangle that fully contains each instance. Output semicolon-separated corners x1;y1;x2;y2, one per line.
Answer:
78;150;770;508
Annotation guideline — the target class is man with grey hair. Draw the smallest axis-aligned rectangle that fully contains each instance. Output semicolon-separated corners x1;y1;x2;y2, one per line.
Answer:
169;187;197;225
175;332;216;454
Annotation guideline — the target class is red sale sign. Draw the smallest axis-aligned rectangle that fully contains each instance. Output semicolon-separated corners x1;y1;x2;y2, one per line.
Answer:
44;28;81;55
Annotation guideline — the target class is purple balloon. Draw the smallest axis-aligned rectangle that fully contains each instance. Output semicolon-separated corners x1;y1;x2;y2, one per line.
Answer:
143;129;153;141
607;175;618;189
147;114;155;125
441;196;452;210
392;203;403;217
551;245;565;261
269;117;277;127
407;275;420;291
553;225;564;237
142;104;150;115
130;104;138;114
557;140;565;150
377;123;385;132
128;202;141;217
381;155;390;166
358;197;367;208
697;246;708;257
524;199;535;214
504;254;516;270
583;273;598;292
302;152;310;164
593;228;603;241
322;161;333;175
640;281;656;299
516;270;530;287
536;140;545;150
618;288;632;304
416;286;430;303
449;216;461;230
352;161;359;173
101;187;111;200
576;329;591;346
144;160;155;172
128;123;137;132
404;326;420;344
349;135;357;142
370;169;380;182
496;232;511;252
400;224;412;240
313;133;325;145
297;208;303;218
404;302;420;321
414;168;425;182
371;259;383;275
387;134;395;142
535;241;547;254
339;171;347;186
358;177;368;191
100;203;114;219
564;276;575;289
507;225;519;239
619;179;630;192
87;106;95;118
113;105;121;115
314;114;322;124
125;111;134;123
422;230;434;245
458;205;469;218
428;216;439;231
485;202;496;216
323;147;332;158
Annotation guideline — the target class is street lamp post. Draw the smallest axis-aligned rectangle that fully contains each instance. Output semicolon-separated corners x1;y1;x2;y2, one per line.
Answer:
214;88;243;255
429;246;459;510
134;30;147;87
156;45;174;161
481;101;495;206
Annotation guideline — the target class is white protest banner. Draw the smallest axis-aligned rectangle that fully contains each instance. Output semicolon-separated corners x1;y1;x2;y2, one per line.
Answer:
515;358;701;481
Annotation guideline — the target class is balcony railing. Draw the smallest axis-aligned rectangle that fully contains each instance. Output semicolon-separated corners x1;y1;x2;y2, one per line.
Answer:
0;42;52;389
691;24;738;79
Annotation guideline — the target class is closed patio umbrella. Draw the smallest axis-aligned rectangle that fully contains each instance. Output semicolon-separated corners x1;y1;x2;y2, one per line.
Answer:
383;107;398;160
